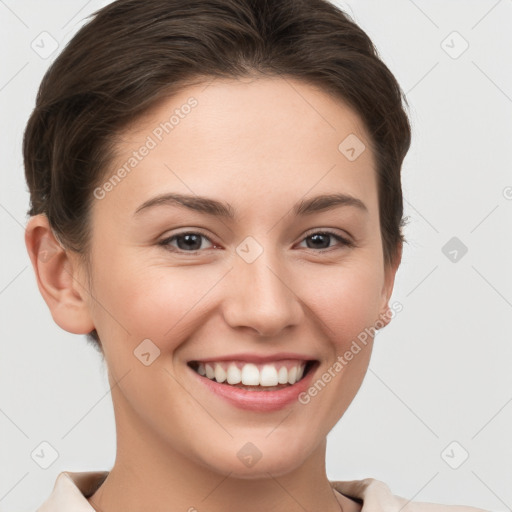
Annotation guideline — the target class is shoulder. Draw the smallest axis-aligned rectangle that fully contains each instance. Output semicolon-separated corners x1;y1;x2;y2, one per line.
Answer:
330;477;491;512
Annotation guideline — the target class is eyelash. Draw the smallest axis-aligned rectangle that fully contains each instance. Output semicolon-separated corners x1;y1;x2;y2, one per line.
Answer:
158;229;354;254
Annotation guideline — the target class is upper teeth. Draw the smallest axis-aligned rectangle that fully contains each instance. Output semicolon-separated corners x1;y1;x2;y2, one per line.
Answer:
195;361;307;386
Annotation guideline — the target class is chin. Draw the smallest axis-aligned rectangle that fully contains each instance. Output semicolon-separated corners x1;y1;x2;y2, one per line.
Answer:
196;441;313;480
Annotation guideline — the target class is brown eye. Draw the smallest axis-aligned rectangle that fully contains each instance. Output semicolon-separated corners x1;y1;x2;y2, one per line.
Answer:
159;231;215;253
298;230;354;251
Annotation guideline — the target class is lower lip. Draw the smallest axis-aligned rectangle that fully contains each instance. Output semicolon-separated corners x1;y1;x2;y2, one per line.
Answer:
189;362;318;412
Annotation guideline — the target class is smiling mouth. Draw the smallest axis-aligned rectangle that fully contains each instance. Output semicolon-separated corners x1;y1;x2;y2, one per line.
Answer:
187;359;317;391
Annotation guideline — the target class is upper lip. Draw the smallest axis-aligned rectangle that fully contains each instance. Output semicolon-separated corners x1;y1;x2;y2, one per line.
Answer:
188;352;318;364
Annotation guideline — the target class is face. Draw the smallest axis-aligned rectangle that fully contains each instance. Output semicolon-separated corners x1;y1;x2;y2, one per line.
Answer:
65;76;399;478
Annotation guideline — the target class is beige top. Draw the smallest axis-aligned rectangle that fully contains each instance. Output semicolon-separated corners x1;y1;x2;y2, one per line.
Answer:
36;471;490;511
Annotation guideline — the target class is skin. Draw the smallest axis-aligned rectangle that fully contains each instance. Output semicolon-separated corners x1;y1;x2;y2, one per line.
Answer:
25;76;401;512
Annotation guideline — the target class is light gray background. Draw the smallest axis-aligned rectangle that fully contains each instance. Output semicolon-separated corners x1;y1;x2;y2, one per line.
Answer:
1;1;511;511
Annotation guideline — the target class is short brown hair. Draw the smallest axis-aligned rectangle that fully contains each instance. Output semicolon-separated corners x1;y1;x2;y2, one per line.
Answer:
23;0;411;351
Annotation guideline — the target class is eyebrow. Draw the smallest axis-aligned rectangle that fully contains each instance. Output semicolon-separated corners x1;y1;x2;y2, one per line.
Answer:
133;192;368;219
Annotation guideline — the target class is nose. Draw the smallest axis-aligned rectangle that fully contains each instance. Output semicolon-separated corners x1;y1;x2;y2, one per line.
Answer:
222;248;303;337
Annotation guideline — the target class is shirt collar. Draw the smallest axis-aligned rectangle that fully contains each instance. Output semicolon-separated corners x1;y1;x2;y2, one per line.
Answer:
37;471;107;512
37;470;398;511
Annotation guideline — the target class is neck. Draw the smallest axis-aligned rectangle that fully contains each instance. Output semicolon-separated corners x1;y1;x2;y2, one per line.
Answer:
86;396;356;512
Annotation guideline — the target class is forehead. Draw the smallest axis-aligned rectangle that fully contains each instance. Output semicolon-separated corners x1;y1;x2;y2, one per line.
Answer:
96;76;378;221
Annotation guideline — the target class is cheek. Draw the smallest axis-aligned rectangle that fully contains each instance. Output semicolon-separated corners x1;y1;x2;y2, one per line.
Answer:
298;261;384;346
89;253;224;352
89;242;384;358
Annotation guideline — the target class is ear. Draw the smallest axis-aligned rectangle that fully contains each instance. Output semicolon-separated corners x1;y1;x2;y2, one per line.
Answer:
24;214;95;335
377;241;403;330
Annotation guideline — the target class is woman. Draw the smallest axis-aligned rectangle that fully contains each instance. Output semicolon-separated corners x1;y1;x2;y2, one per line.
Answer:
24;0;489;510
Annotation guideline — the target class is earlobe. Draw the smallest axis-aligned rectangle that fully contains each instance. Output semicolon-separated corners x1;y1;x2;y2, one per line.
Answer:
24;214;95;335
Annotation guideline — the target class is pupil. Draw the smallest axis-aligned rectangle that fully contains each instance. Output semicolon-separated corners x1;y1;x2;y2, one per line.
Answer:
179;234;201;251
308;233;329;249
